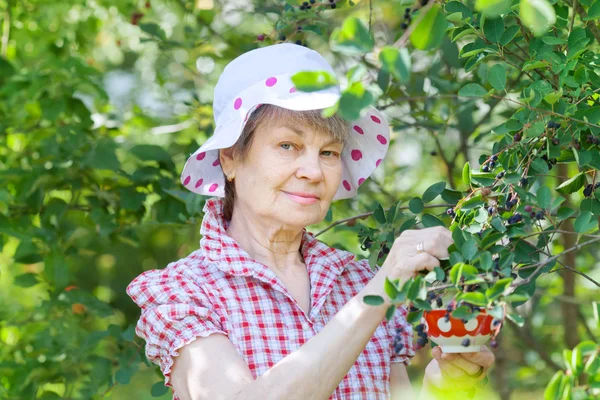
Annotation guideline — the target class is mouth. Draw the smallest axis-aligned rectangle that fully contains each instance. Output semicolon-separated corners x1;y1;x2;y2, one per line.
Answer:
283;191;320;199
283;191;320;205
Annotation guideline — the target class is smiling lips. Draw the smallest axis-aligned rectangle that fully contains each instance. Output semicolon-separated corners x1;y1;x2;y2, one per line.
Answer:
284;191;319;204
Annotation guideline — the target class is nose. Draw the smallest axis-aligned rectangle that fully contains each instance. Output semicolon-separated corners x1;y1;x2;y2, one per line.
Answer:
296;151;324;182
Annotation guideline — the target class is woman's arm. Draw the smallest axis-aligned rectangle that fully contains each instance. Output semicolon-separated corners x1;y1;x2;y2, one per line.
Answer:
170;269;399;400
389;362;416;399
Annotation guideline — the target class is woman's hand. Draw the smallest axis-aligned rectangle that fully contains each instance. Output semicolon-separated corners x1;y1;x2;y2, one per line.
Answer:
422;345;495;394
380;226;454;282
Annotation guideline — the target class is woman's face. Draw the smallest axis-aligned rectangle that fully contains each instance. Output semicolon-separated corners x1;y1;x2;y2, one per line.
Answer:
223;119;344;229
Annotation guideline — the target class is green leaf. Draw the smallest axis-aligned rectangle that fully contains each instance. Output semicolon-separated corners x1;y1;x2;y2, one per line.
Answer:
330;17;374;55
385;304;396;320
486;278;513;301
594;301;600;328
291;71;338;92
373;204;387;224
461;238;478;261
422;182;446;203
115;368;132;385
45;250;69;290
151;381;169;397
544;370;565;400
131;145;172;162
457;292;488;307
459;83;488;97
583;0;600;21
139;23;166;40
488;64;507;91
409;197;424;214
338;81;374;121
500;25;520;46
574;211;596;233
483;17;505;43
556;172;585;195
475;0;512;18
363;295;385;306
556;207;576;221
384;277;399;299
413;299;433;310
14;273;39;288
449;262;478;285
421;213;446;227
462;162;472;185
520;0;557;37
507;312;525;327
379;47;411;83
410;4;447;50
478;251;492;271
536;185;552;209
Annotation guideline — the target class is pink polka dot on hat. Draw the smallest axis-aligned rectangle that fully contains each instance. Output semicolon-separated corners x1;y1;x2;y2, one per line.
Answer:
180;43;391;200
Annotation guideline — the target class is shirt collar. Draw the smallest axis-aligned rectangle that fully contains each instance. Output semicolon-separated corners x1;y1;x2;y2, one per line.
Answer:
199;197;356;280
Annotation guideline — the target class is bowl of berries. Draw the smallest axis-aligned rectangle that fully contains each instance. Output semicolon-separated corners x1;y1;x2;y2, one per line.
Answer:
422;307;497;353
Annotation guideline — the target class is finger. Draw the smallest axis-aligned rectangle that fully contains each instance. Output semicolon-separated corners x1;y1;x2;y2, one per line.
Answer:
438;360;480;383
442;353;482;376
408;252;440;273
458;346;495;369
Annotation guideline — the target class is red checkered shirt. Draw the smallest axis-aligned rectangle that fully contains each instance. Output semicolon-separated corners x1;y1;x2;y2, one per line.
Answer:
127;197;415;399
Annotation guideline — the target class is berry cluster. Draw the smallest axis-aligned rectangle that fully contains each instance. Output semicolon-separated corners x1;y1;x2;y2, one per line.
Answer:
540;154;558;170
400;7;413;29
585;134;600;145
299;0;315;10
360;236;373;251
481;154;498;172
393;327;405;354
415;323;429;348
583;182;600;197
428;291;444;308
547;120;560;129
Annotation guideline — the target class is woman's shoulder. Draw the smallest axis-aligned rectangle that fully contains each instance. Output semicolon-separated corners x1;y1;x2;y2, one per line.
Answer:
126;249;218;305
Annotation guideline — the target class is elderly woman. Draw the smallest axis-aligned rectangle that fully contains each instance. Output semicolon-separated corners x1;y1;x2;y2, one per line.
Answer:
127;43;495;400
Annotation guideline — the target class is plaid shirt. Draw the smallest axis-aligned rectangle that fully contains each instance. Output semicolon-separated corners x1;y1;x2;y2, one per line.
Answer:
127;198;415;399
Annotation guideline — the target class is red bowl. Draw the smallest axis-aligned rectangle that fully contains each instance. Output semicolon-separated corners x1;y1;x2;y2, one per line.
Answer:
423;308;494;353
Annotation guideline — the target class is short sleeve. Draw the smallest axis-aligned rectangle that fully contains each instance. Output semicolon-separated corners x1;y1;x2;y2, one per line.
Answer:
126;266;227;387
388;304;416;366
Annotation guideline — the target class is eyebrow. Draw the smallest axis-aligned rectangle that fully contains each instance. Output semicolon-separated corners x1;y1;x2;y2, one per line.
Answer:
281;124;343;145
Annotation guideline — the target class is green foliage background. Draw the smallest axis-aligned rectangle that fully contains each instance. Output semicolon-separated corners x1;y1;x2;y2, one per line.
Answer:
0;0;599;399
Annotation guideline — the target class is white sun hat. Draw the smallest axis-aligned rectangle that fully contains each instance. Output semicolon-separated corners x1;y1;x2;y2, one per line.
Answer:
180;43;391;200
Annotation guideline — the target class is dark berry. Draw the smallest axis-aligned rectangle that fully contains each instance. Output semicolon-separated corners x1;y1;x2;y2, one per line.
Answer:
524;205;533;212
382;245;390;255
461;338;471;347
279;35;286;41
530;211;536;218
593;138;600;145
552;138;560;145
587;135;594;143
257;34;265;41
300;4;305;9
594;182;600;189
482;165;489;172
401;22;408;29
446;208;455;216
535;211;545;220
492;319;502;327
303;1;308;4
496;171;505;179
409;305;418;312
306;5;311;8
584;184;593;197
489;161;496;169
405;7;411;12
295;40;302;45
430;150;437;156
417;337;428;347
420;0;429;5
490;339;498;349
330;3;336;8
519;177;528;187
491;155;498;162
416;323;425;332
514;133;522;142
436;298;443;308
444;313;450;322
487;206;495;214
310;0;316;3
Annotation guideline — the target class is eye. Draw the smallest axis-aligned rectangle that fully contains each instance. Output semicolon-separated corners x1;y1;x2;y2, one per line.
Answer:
279;143;295;150
322;151;340;157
